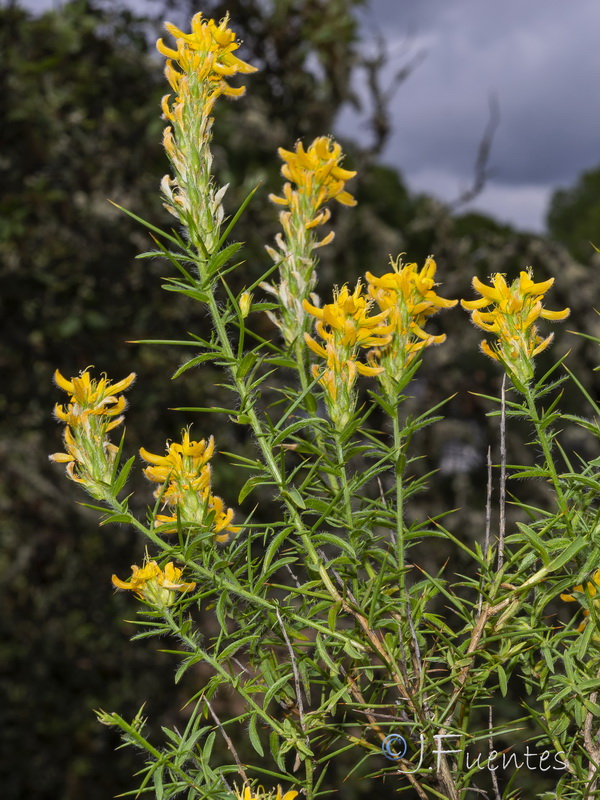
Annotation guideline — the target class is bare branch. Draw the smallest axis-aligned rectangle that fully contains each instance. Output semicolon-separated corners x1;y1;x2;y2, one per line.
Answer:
275;605;306;732
488;707;502;800
450;93;500;210
205;698;249;785
359;37;427;158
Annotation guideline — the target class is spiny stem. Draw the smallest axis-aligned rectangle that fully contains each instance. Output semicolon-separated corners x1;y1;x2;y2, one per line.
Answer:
392;409;406;595
523;384;568;516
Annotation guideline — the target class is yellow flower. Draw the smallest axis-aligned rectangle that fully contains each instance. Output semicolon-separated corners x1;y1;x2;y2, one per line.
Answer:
156;13;257;261
157;12;256;115
304;282;393;351
140;430;240;542
53;368;135;429
234;786;298;800
561;570;600;633
50;369;135;499
112;560;196;607
302;281;392;428
262;137;357;348
270;136;357;212
365;256;457;395
461;269;570;387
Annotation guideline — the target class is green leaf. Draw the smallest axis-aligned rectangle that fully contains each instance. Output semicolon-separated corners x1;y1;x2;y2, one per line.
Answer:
304;391;317;414
99;513;131;525
248;714;264;757
208;241;243;273
328;602;341;632
264;673;293;708
545;537;588;573
239;475;272;504
270;730;285;771
172;353;219;379
315;634;340;675
237;351;258;379
202;731;216;762
343;639;364;660
281;488;306;509
109;201;182;247
113;456;135;496
498;665;508;696
261;527;294;575
153;766;164;800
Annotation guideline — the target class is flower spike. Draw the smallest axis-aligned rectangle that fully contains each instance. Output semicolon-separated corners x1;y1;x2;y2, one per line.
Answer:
365;255;457;397
156;13;257;267
112;560;196;608
303;280;393;429
262;137;357;349
461;268;570;388
140;430;240;542
49;369;135;500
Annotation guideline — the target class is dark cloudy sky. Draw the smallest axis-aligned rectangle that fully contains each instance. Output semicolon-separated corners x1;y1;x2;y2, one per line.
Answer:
343;0;600;231
16;0;600;232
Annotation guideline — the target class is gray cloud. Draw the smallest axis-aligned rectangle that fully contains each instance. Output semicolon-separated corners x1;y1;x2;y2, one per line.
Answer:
345;0;600;230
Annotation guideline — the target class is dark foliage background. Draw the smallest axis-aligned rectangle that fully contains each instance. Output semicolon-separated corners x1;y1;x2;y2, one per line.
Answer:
1;1;599;798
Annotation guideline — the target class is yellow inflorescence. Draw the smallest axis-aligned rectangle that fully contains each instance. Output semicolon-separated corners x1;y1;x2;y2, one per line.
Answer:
461;270;570;386
112;560;196;607
269;136;357;217
157;12;257;120
561;570;600;634
50;369;135;498
365;255;457;394
140;430;240;542
156;13;257;258
303;282;393;427
263;137;357;348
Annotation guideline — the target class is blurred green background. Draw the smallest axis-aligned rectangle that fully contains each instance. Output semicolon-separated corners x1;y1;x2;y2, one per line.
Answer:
1;1;599;798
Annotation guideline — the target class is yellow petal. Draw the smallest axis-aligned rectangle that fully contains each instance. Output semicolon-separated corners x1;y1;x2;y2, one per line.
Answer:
54;369;75;393
480;339;500;361
302;298;323;319
304;333;328;359
112;573;134;591
140;446;170;466
109;372;137;395
518;271;554;295
461;297;489;310
540;307;570;321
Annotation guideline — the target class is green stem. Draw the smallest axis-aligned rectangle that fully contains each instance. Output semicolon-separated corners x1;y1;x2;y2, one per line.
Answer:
206;287;341;610
163;609;287;736
523;385;568;514
392;408;406;596
106;496;173;553
332;434;377;578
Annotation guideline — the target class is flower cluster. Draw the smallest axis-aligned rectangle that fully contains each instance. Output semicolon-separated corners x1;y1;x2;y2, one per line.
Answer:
561;570;600;635
366;255;457;396
157;13;257;260
140;430;240;542
270;137;357;215
49;369;135;500
461;270;570;388
263;137;357;348
303;282;393;428
112;560;196;608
